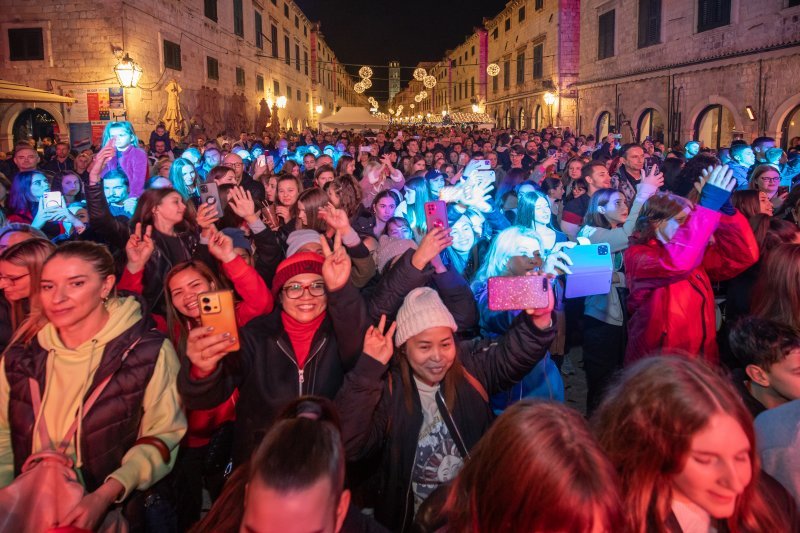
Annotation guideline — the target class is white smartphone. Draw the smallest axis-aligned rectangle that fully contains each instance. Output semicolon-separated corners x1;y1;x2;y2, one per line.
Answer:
43;191;63;211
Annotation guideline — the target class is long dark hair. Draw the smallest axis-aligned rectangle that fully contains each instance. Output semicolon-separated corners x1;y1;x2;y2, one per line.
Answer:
8;171;43;216
130;188;197;232
583;188;622;229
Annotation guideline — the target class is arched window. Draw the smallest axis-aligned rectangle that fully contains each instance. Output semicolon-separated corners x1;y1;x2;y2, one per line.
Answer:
597;111;613;140
781;104;800;150
504;108;511;129
534;105;544;130
637;108;664;143
694;104;735;149
519;108;526;129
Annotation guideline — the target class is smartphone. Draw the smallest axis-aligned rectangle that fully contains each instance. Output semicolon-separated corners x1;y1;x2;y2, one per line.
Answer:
359;145;372;153
43;191;63;211
487;275;550;311
198;290;240;352
256;154;267;167
547;148;557;157
199;182;224;218
611;133;622;139
562;243;614;298
424;200;449;231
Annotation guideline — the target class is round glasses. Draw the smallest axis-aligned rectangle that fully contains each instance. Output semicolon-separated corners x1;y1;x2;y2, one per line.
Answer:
282;280;326;299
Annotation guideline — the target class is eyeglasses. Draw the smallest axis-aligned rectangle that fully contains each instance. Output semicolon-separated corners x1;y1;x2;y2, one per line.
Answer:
226;162;244;169
282;281;326;299
759;176;780;183
0;272;30;286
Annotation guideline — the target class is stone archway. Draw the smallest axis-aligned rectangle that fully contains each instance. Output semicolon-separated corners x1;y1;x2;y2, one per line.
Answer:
0;102;69;151
768;92;800;147
686;95;744;147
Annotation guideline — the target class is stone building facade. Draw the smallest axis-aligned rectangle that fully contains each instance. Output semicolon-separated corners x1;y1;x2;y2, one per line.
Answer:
0;0;367;150
389;0;580;131
575;0;800;148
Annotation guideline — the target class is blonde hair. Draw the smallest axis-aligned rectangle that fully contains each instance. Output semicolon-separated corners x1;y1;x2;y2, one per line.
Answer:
2;238;55;345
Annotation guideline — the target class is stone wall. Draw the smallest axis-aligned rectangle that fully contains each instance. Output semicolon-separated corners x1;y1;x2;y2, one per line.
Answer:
0;0;364;150
576;0;800;146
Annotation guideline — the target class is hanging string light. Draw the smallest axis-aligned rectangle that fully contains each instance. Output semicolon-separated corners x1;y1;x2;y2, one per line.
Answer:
423;75;437;89
358;66;373;79
361;77;372;89
420;90;428;99
354;82;365;93
414;94;422;102
413;68;427;81
487;63;500;77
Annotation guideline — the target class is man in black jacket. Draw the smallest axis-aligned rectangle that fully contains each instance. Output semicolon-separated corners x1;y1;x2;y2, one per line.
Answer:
222;152;266;204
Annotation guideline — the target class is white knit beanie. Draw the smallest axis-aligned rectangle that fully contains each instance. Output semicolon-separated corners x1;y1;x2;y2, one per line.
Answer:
395;287;457;346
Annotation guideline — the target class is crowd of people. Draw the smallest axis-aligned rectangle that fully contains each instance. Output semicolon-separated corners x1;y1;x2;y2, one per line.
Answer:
0;119;798;532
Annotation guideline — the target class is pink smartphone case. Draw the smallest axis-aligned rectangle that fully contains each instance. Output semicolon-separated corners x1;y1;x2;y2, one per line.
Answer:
487;276;549;311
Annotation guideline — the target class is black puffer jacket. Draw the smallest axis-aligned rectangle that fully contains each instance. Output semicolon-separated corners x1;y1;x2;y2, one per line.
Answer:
335;312;555;531
177;281;370;465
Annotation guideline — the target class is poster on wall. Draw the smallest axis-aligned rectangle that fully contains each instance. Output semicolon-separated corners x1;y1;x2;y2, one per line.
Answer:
62;86;125;149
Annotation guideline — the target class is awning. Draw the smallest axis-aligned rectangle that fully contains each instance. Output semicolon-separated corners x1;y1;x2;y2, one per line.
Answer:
0;80;76;104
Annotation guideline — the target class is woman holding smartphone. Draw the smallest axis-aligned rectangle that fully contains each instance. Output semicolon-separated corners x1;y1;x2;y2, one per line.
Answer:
100;121;149;196
121;223;272;529
576;169;661;411
335;281;556;531
749;164;788;211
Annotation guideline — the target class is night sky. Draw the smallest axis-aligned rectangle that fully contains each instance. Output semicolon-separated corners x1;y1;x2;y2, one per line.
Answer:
294;0;509;102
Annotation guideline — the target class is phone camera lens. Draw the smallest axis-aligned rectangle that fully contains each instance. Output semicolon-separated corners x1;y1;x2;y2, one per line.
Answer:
599;245;609;255
203;305;212;312
202;297;210;303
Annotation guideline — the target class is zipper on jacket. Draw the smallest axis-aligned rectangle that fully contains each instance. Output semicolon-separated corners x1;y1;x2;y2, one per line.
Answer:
277;338;327;396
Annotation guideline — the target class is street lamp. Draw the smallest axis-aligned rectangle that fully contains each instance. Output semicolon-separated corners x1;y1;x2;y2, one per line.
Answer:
315;104;323;114
276;96;287;109
114;53;143;88
543;91;556;126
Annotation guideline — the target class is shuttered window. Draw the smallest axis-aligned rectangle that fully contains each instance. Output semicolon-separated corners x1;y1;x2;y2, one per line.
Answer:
532;43;543;79
638;0;661;48
598;10;615;60
697;0;730;32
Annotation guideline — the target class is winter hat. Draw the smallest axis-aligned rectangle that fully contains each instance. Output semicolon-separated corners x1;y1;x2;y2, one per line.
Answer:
395;287;457;346
272;251;324;297
377;235;417;273
221;227;251;254
286;229;323;257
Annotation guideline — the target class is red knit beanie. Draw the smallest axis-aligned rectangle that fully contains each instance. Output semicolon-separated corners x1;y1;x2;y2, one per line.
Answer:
272;251;325;297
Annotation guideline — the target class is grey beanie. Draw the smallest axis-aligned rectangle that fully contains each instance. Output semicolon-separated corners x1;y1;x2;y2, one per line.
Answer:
286;229;323;257
395;287;457;346
377;235;418;273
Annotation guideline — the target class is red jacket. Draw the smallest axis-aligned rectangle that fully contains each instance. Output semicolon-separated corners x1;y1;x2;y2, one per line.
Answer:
118;255;272;447
623;206;758;366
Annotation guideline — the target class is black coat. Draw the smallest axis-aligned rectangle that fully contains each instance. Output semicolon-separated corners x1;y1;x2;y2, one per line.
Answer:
335;313;555;531
177;281;370;464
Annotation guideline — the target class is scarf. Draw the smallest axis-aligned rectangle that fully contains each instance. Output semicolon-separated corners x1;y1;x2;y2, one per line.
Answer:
282;310;326;369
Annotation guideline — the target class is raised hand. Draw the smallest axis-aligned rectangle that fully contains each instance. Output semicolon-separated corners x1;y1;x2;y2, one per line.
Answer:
412;226;453;270
89;139;117;185
318;202;351;232
461;174;494;213
362;314;397;365
275;205;291;223
524;273;555;330
196;201;220;231
641;164;665;189
125;223;154;273
185;325;238;379
543;249;573;276
699;165;736;193
207;227;238;263
228;186;257;223
320;231;351;292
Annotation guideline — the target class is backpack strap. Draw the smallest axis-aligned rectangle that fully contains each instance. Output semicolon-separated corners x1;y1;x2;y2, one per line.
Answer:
462;369;488;403
28;378;53;452
56;337;142;454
